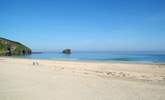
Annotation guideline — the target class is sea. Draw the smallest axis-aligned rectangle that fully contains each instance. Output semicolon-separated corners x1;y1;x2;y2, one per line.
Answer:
14;51;165;64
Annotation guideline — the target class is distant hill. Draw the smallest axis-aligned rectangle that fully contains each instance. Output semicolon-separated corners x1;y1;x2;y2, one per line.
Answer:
0;37;32;56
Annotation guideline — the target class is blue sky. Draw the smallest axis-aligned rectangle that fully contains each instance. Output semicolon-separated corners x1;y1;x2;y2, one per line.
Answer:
0;0;165;51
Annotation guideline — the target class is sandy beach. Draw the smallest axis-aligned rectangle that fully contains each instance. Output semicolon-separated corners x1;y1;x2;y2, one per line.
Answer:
0;57;165;100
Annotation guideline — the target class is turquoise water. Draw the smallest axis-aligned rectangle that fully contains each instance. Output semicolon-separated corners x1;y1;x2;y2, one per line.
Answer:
15;51;165;63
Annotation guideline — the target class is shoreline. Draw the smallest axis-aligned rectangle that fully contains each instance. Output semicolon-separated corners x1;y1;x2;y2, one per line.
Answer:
1;57;165;82
1;56;165;65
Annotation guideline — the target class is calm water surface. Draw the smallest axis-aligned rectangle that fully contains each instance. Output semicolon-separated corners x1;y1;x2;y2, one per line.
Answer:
15;51;165;63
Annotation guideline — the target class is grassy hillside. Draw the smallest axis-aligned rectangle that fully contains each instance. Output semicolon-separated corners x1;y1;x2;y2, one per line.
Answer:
0;37;32;56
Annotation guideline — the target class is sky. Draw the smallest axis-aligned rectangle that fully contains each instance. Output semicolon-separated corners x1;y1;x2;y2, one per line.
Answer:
0;0;165;52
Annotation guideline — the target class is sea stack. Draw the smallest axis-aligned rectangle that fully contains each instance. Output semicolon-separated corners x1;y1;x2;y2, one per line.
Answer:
62;49;71;54
0;37;32;56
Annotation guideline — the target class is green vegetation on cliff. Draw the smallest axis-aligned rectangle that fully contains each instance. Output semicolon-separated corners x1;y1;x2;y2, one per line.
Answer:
0;37;32;56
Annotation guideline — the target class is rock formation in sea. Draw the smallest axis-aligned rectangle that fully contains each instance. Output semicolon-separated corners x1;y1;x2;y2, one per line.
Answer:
62;49;71;54
0;37;32;56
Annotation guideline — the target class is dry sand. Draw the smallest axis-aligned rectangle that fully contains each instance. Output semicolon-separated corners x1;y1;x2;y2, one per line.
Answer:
0;57;165;100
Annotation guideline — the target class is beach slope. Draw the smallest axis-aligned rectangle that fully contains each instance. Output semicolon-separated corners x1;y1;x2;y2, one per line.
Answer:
0;57;165;100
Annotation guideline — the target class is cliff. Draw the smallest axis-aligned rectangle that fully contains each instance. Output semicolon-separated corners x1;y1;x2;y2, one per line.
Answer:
0;37;32;56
